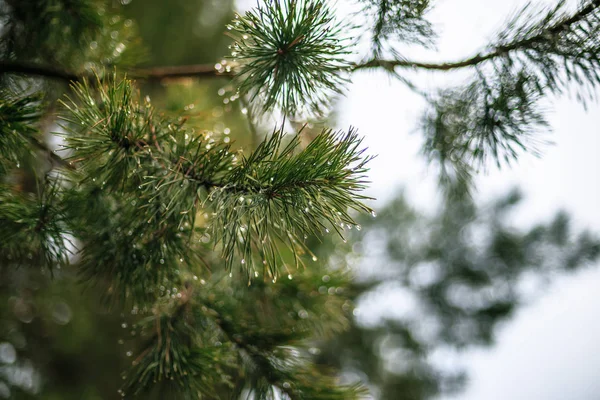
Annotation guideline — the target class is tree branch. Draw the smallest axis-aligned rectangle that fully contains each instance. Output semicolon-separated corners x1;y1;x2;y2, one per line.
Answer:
0;61;233;82
0;61;80;82
27;136;76;170
132;64;233;80
354;0;600;73
205;301;302;400
2;1;599;84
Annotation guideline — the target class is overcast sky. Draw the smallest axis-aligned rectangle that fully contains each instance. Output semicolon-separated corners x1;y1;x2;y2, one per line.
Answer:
334;0;600;399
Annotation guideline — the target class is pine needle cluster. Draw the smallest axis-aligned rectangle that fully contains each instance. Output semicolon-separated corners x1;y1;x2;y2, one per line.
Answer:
228;0;351;117
420;0;600;186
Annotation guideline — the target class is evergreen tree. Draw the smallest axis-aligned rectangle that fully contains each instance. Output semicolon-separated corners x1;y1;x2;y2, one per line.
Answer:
316;189;600;399
1;0;599;399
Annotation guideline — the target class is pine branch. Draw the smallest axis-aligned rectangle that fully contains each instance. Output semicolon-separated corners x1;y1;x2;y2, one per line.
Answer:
59;75;373;296
122;296;234;399
0;179;72;273
356;0;600;72
27;136;76;170
208;127;373;278
416;0;600;190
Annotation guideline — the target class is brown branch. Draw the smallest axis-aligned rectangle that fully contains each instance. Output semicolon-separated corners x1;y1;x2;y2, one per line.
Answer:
131;64;233;80
0;61;233;82
354;0;600;73
0;61;80;82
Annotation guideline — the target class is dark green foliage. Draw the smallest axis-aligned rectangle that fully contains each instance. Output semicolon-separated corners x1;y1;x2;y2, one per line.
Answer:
60;75;153;188
362;0;436;53
491;0;600;98
122;301;234;399
421;70;548;186
119;258;365;399
0;0;142;71
65;183;197;304
0;89;41;174
421;0;600;187
0;180;71;272
229;0;351;117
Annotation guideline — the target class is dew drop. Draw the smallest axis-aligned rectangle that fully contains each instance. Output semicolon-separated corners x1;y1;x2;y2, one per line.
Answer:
371;211;377;217
241;259;246;264
288;274;293;280
356;224;362;231
126;351;133;357
312;256;318;262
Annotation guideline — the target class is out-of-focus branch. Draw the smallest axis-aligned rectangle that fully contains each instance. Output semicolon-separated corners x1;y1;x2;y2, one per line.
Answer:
0;61;233;82
0;61;80;81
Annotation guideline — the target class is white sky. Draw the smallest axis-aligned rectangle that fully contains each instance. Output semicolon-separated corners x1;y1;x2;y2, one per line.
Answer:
335;0;600;399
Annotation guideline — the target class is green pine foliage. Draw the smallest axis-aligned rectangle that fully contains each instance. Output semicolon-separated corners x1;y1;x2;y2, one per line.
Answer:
229;0;351;117
0;89;42;174
1;0;600;398
420;0;600;185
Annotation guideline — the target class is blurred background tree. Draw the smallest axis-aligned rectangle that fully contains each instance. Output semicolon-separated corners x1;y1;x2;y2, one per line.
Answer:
1;0;599;399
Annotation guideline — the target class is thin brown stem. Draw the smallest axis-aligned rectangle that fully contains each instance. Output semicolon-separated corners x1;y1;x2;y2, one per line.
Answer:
0;61;232;82
0;61;80;82
27;136;76;170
